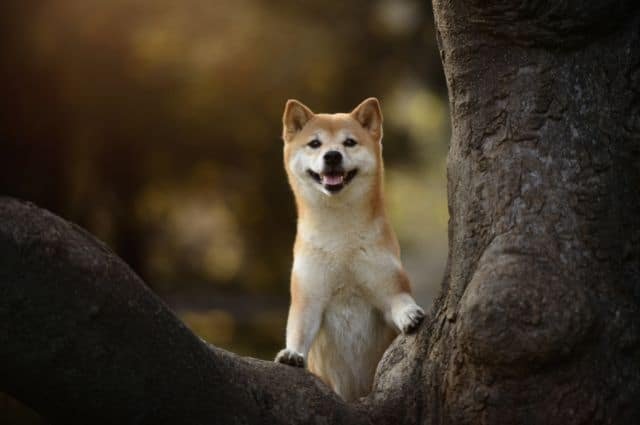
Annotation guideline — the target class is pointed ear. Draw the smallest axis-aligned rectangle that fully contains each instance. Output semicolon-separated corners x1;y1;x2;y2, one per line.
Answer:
282;99;314;142
351;97;383;141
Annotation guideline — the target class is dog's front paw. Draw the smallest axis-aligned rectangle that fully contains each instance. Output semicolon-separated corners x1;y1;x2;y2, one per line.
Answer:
275;348;305;368
396;304;425;334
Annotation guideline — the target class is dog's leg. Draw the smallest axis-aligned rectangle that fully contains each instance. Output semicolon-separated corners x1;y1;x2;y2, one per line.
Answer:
275;275;325;368
388;270;425;333
388;291;425;334
367;268;425;334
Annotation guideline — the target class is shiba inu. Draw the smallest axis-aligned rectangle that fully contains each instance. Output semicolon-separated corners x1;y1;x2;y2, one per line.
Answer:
274;98;425;402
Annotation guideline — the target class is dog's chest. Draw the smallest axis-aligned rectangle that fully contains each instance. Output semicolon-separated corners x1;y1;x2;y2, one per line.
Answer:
304;227;375;286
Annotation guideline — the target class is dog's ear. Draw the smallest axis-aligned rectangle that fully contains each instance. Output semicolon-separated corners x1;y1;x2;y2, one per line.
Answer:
283;99;314;142
351;97;383;141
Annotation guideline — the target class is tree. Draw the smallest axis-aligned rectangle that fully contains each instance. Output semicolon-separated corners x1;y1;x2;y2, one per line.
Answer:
1;1;639;423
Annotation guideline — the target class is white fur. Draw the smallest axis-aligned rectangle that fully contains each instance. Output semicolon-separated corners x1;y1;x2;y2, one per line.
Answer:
281;187;423;401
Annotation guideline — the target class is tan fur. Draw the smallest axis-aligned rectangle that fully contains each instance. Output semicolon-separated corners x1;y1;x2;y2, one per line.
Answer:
275;98;425;401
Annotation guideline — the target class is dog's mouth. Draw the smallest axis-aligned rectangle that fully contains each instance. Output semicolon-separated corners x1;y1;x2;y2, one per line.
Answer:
307;168;358;193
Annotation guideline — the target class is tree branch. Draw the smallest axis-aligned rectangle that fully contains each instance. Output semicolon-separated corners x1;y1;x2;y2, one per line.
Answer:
0;197;367;424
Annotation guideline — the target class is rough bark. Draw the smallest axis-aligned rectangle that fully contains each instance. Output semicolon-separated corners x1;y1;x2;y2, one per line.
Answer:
403;0;640;423
1;1;640;424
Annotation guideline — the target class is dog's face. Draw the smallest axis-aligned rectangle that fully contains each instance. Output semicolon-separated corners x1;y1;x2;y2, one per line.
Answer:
282;98;383;202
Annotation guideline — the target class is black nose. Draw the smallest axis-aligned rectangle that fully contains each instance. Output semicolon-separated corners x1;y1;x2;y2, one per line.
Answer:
323;151;342;165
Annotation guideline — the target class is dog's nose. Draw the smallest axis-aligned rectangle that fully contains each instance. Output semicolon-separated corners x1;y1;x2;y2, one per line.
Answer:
323;151;342;165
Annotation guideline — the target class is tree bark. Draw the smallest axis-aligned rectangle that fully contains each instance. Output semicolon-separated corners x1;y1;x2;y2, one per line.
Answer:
0;198;363;424
1;2;640;424
406;0;640;423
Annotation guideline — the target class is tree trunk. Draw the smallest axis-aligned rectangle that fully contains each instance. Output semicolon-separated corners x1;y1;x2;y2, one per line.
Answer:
418;1;640;423
1;2;639;424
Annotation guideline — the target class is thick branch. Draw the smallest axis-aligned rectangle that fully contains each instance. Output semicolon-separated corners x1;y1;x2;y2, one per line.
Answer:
0;197;366;424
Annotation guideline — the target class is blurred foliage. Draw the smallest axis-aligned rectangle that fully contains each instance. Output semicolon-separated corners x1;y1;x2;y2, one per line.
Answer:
1;0;449;420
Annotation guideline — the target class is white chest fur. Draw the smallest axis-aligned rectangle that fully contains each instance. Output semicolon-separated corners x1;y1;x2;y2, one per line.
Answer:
291;218;398;400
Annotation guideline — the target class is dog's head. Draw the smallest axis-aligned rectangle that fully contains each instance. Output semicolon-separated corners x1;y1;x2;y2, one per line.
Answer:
282;98;383;202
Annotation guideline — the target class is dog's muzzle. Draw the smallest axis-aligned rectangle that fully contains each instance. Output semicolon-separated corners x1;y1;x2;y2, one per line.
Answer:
307;166;358;194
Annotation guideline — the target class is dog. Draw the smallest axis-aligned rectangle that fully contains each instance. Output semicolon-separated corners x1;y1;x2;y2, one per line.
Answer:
275;98;425;401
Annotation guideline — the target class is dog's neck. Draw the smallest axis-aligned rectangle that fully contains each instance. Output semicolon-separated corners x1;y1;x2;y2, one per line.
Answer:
295;184;385;236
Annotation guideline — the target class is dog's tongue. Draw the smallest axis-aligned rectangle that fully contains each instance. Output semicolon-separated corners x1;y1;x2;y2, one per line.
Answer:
322;174;344;185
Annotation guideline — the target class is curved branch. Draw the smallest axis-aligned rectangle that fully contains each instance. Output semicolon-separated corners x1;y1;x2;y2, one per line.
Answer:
0;197;366;424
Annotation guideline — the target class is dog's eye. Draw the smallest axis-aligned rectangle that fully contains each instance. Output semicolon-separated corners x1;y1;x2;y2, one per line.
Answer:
307;139;322;149
343;138;357;147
